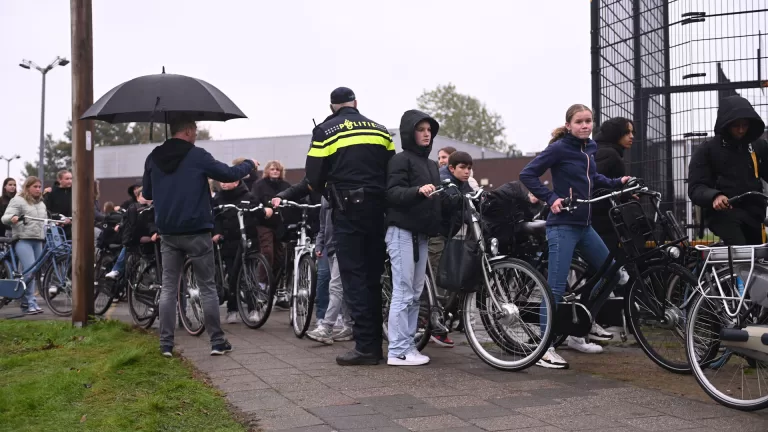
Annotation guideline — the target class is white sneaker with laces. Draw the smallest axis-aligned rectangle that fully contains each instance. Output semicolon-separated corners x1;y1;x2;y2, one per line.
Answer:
332;326;353;341
567;336;604;354
589;323;614;341
226;311;239;324
536;347;569;369
387;349;430;366
306;325;334;345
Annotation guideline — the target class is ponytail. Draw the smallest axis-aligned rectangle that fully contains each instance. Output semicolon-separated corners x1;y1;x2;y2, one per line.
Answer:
549;127;568;145
548;104;593;145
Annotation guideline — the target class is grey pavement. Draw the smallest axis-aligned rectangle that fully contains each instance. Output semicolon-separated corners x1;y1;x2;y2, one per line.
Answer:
4;300;768;432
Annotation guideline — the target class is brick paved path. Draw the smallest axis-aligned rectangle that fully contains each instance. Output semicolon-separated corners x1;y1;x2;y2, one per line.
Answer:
4;302;768;431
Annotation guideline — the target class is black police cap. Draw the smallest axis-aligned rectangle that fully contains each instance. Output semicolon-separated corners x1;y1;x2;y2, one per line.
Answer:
330;87;356;104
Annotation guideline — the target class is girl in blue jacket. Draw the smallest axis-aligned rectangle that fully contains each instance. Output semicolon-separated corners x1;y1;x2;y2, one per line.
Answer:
520;104;629;369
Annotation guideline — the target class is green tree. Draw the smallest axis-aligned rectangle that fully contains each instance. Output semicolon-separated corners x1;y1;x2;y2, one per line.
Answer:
21;134;72;183
417;83;519;156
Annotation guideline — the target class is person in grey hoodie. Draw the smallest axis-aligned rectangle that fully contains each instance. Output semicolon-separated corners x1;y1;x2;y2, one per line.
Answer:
2;176;49;315
305;197;354;344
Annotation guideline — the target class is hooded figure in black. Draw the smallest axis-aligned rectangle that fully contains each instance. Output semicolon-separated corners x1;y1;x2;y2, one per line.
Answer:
593;117;634;254
384;109;442;365
121;183;141;210
688;95;768;245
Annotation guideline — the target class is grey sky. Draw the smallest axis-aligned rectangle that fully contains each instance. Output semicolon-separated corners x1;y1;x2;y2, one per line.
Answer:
0;0;591;178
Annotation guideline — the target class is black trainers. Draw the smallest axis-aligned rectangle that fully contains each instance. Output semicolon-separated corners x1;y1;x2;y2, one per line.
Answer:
211;341;233;356
161;346;173;358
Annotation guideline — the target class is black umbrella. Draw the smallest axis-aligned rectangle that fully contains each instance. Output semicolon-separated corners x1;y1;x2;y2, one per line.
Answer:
80;68;247;124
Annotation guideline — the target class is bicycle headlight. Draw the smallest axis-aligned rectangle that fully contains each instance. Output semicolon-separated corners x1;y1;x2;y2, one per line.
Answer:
667;245;681;259
490;238;499;256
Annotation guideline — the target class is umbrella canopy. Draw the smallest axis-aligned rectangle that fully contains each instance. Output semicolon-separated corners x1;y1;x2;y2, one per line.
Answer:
80;71;247;123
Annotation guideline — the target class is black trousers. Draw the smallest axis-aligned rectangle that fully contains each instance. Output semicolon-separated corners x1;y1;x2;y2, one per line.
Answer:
333;198;387;356
709;210;765;246
220;248;241;312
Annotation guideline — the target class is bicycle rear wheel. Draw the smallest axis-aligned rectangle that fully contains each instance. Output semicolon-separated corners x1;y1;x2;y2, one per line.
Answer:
463;258;554;371
291;253;317;338
686;287;768;411
178;259;205;336
237;252;275;329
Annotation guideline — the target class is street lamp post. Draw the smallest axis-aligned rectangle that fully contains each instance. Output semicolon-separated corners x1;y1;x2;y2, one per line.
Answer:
19;57;70;185
0;155;21;179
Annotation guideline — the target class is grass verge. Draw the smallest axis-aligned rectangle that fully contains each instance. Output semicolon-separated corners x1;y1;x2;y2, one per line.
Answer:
0;319;247;431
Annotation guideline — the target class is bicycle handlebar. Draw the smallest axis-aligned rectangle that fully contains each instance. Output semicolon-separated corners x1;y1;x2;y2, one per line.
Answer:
428;180;485;200
277;200;321;209
213;201;265;213
728;191;768;205
19;215;69;225
561;178;645;211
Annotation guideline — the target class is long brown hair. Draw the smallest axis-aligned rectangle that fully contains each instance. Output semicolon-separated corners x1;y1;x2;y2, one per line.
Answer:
549;104;593;144
20;176;42;204
262;160;285;180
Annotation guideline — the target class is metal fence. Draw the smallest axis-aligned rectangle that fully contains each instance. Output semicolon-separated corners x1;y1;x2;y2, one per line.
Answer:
591;0;768;240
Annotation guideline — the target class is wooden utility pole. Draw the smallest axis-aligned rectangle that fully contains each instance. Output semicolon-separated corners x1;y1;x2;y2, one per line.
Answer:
70;0;94;326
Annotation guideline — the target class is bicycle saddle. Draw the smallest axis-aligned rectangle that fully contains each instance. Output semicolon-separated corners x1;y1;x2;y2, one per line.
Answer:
519;220;546;236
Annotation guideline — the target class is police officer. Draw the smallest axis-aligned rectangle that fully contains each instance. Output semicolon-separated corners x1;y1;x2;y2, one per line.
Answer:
305;87;395;365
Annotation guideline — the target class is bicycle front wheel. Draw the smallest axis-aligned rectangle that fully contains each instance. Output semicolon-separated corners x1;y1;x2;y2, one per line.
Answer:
42;254;73;317
237;252;275;329
626;263;697;374
93;252;114;316
292;253;317;338
178;259;205;336
463;258;554;372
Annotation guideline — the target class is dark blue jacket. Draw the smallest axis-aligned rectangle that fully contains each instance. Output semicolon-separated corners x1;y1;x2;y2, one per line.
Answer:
519;133;621;226
143;138;256;235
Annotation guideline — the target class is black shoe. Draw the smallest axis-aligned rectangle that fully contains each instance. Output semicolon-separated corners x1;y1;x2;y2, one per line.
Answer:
336;349;379;366
161;346;173;358
211;341;233;356
275;299;290;311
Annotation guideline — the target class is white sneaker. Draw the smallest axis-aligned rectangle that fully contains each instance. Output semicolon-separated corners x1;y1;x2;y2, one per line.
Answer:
387;349;430;366
567;336;604;354
48;286;58;295
536;347;569;369
226;312;239;324
306;325;334;345
618;267;630;285
589;323;614;341
106;270;120;279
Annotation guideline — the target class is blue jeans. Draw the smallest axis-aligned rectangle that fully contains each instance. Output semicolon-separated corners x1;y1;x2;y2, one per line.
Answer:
111;247;127;275
315;255;330;321
15;240;44;310
541;225;611;332
385;226;428;358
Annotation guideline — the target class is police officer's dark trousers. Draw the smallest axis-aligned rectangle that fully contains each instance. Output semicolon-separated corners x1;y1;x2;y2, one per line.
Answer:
334;197;387;356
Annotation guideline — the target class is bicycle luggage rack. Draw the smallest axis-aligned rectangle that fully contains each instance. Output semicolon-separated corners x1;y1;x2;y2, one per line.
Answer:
694;243;768;318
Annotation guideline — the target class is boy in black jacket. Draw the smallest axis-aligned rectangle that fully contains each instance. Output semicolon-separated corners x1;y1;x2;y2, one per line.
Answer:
106;189;155;279
385;110;442;367
213;179;272;324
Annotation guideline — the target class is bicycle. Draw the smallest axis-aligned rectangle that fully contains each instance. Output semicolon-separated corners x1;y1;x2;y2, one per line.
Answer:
0;215;73;316
179;202;273;334
276;200;321;338
431;182;555;371
558;178;700;373
687;191;768;411
126;206;163;329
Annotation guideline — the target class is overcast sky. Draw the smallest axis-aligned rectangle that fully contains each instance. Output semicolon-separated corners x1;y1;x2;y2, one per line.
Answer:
0;0;591;178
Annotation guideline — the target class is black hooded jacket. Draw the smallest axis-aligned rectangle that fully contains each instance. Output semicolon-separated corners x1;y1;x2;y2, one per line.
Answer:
593;118;631;234
121;183;140;210
386;110;442;236
143;138;255;235
251;176;291;230
688;95;768;223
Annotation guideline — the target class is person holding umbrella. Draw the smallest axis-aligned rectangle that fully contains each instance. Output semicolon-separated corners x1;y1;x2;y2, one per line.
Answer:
142;116;256;358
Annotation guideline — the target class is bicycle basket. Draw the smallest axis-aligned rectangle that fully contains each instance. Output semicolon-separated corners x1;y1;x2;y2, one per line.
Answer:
609;200;654;259
46;224;67;249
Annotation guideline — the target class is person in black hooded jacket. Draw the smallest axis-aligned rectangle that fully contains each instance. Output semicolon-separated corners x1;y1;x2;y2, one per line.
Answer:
213;179;271;323
384;109;442;366
688;95;768;245
593;117;634;254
